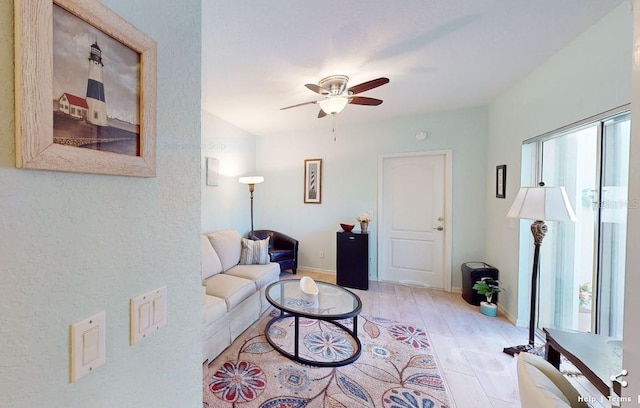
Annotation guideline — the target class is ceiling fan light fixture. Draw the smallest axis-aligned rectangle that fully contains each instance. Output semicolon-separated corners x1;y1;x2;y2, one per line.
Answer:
319;96;348;114
280;76;389;118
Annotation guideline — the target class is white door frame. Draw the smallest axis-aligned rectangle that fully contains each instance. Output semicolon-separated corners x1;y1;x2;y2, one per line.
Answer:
621;0;640;399
377;150;453;291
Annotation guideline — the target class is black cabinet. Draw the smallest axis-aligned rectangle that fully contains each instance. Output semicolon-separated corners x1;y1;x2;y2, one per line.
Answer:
336;231;369;290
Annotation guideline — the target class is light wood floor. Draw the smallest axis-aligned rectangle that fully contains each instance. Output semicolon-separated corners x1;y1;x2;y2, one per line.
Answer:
206;269;611;408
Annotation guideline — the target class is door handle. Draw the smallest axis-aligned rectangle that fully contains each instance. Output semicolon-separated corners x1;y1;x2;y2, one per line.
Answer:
436;226;444;231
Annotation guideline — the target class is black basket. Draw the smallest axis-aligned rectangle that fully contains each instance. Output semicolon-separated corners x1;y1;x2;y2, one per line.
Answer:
461;262;499;305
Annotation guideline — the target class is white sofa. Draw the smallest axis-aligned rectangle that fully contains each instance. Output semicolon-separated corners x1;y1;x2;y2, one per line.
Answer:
201;229;280;363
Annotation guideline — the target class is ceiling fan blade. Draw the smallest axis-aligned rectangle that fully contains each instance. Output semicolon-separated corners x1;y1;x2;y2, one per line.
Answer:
280;101;317;110
318;109;327;118
349;96;383;106
347;77;389;95
305;84;330;95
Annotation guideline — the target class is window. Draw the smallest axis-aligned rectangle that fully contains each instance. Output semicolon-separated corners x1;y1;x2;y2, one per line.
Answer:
521;107;629;338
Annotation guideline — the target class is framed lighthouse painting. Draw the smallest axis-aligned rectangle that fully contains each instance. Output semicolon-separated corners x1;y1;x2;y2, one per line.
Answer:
303;159;322;204
14;0;157;177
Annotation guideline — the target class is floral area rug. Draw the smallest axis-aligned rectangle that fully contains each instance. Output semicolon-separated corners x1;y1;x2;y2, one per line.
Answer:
204;309;452;408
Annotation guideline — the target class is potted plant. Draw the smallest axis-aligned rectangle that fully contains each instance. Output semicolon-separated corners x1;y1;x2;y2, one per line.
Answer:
472;278;503;317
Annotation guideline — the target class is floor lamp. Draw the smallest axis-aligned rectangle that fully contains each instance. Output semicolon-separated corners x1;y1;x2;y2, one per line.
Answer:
239;176;264;232
503;182;576;356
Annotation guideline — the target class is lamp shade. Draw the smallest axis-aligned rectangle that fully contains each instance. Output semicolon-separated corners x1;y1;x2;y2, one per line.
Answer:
507;186;577;222
238;176;264;185
319;96;348;114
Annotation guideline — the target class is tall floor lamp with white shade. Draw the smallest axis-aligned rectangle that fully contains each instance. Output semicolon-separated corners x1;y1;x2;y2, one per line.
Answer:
503;182;577;356
239;176;264;233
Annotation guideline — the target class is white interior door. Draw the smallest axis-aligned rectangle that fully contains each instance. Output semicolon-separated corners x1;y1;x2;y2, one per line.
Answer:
378;151;451;289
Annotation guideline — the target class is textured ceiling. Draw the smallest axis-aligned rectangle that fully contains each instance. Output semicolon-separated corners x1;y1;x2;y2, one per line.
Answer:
202;0;625;137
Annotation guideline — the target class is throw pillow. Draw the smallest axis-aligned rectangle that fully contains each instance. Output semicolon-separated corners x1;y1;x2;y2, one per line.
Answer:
239;237;270;265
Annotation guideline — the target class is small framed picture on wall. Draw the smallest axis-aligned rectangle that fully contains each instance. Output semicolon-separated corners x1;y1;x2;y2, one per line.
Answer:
206;157;219;186
496;164;506;199
304;159;322;204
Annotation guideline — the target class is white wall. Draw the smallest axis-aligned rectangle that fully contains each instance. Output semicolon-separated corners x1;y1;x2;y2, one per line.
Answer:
201;110;257;234
256;106;488;288
486;3;632;323
0;1;202;407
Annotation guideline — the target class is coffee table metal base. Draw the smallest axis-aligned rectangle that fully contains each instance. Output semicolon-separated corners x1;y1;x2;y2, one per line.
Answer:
265;313;362;367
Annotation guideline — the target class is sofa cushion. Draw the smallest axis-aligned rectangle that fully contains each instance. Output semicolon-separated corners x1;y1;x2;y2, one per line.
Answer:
202;235;223;281
205;274;256;311
203;293;227;323
206;230;242;272
224;262;280;289
239;237;270;265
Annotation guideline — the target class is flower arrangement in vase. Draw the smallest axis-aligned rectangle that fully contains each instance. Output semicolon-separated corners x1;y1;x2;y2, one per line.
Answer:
356;212;372;233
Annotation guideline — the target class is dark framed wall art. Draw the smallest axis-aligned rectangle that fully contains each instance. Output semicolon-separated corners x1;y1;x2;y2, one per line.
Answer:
496;164;506;199
304;159;322;203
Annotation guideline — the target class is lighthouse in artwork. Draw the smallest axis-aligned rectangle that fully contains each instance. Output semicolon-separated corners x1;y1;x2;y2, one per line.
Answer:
86;41;107;126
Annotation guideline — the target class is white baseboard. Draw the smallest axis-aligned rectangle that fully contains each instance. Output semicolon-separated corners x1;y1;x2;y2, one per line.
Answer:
450;286;462;294
494;304;528;327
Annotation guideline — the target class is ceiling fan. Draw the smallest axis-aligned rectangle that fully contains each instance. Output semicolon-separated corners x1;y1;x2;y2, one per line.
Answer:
280;75;390;118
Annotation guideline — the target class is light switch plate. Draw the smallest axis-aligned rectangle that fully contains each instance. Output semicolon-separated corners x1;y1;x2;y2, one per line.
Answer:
130;286;167;345
70;311;106;383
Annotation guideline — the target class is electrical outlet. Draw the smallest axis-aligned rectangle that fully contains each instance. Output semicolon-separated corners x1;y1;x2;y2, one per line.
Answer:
320;250;325;258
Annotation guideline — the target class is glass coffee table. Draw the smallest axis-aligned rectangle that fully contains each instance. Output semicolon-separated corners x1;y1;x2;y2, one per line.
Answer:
264;279;362;367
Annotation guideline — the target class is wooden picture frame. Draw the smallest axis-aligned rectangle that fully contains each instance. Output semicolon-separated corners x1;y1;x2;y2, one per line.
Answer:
303;159;322;204
496;164;506;199
14;0;157;177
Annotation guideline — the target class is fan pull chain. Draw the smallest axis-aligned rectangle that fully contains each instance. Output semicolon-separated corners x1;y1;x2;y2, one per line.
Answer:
332;114;337;141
